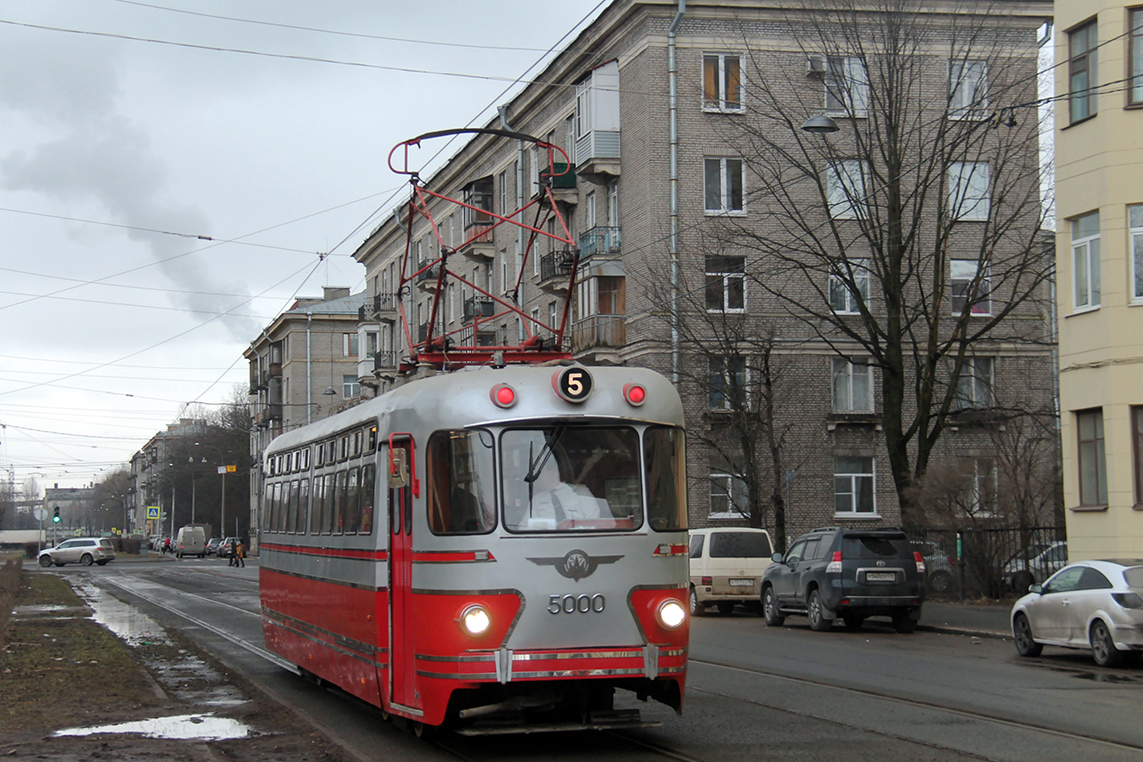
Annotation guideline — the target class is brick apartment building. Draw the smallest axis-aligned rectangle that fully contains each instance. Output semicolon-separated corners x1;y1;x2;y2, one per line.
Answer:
351;0;1057;544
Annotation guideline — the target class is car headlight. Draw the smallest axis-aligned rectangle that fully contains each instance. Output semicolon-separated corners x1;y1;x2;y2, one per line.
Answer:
657;599;687;629
459;604;492;636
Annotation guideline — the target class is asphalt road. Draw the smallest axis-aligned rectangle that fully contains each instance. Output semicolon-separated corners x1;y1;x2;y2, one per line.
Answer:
66;556;1143;762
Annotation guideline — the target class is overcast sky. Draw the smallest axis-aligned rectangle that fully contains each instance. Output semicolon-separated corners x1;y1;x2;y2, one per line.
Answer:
0;0;608;492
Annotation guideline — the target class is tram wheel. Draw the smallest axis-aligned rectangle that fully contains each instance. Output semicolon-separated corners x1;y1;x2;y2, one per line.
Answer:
413;721;427;738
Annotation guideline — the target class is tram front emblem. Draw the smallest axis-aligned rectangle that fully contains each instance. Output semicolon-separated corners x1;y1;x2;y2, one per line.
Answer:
528;549;621;582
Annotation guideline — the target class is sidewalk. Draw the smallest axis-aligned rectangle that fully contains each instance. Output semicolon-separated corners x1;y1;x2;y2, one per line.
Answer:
920;600;1012;639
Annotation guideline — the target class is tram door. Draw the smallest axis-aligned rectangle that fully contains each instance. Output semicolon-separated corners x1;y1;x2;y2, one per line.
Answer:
387;439;417;710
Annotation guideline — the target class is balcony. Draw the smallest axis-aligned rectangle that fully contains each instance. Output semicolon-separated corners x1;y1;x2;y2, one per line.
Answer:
578;226;621;262
539;162;578;205
373;350;399;374
415;265;440;292
463;296;495;322
461;223;496;260
539;250;576;292
571;314;626;353
361;292;398;323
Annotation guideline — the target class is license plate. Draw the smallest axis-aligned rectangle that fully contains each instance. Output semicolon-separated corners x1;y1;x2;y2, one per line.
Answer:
729;578;753;587
866;572;896;582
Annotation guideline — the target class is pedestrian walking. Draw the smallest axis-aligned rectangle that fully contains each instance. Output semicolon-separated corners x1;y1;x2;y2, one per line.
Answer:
235;539;246;568
163;537;171;555
227;539;236;567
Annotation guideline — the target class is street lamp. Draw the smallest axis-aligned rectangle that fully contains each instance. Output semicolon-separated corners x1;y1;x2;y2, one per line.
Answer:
801;114;840;134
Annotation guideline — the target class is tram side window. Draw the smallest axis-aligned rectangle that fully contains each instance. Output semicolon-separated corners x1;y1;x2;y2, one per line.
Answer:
297;478;310;533
310;474;329;534
427;429;496;535
645;426;688;532
344;467;361;534
360;463;375;535
267;481;281;533
278;481;291;532
331;470;346;534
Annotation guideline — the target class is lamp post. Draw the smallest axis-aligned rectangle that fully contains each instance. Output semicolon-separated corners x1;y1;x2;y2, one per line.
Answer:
194;442;232;541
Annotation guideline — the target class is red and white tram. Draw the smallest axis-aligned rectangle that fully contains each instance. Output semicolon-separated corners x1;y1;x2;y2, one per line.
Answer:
259;363;689;733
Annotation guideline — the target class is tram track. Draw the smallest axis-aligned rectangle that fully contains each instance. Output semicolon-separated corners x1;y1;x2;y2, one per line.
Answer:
688;657;1143;758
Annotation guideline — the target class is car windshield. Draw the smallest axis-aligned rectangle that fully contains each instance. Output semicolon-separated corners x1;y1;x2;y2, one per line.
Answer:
501;425;643;533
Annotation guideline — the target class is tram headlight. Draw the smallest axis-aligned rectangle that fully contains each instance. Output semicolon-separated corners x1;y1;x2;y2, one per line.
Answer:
656;599;687;630
459;604;492;636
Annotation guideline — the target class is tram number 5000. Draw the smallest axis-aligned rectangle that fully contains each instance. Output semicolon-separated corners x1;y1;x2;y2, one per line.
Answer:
548;593;606;615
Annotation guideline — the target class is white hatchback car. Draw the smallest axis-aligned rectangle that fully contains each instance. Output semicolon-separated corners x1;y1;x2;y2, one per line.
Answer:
37;538;117;567
1011;559;1143;667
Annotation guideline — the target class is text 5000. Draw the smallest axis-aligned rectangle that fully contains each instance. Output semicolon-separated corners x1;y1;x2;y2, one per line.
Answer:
548;594;605;614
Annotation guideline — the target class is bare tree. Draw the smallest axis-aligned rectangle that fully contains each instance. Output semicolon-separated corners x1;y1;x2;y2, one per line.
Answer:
706;0;1053;532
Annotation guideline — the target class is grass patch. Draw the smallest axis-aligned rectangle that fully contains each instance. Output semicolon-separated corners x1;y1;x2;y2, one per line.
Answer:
0;571;159;733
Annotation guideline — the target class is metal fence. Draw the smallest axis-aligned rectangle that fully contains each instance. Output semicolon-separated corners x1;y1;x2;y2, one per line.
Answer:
918;526;1067;600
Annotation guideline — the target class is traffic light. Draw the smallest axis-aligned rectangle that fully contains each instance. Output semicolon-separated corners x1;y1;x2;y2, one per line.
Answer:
52;506;60;524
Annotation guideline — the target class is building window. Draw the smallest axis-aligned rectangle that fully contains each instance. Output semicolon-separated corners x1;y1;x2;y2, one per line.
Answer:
835;456;875;515
951;259;992;315
948;161;990;221
704;158;745;214
498;170;508;217
1133;406;1143;506
825;56;870;116
1071;211;1101;311
709;355;746;410
1068;19;1098;123
1132;9;1143;106
703;53;743;112
1131;205;1143;303
1077;408;1108;506
962;457;998;516
829;258;870;314
462;177;494;228
705;255;746;312
949;59;989;119
342;333;358;357
827;160;869;220
342;374;360;398
954;356;995;410
832;358;874;413
710;472;748;518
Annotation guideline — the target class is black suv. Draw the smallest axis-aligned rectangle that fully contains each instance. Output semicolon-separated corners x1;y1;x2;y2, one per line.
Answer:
760;527;925;632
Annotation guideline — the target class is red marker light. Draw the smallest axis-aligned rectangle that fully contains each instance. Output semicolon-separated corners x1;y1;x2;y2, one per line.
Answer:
490;383;516;408
623;383;647;406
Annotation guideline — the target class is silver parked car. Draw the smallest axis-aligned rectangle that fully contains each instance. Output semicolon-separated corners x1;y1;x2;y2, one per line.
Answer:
1011;559;1143;667
37;538;117;567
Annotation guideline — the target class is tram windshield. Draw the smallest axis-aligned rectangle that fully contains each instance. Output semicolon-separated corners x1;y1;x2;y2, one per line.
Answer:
501;426;643;533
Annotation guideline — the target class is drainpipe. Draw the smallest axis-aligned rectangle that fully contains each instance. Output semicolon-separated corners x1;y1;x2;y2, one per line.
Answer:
668;1;685;384
306;312;313;425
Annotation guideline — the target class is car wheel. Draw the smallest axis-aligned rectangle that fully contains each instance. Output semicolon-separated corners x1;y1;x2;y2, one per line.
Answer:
843;615;865;631
762;586;785;626
689;587;706;617
717;603;735;616
1012;613;1042;657
807;589;833;631
80;553;94;567
1090;619;1124;668
928;570;952;594
892;610;918;633
38;555;52;568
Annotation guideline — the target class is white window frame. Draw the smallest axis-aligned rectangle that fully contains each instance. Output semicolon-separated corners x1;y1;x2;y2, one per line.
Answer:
834;456;876;516
342;374;360;398
951;259;992;316
705;255;746;313
1130;205;1143;304
702;52;744;113
954;356;995;410
704;157;745;215
949;59;989;120
1072;211;1101;312
831;358;874;413
709;472;748;519
342;332;358;358
829;257;870;314
827;160;869;220
709;355;747;411
948;161;991;221
825;56;870;117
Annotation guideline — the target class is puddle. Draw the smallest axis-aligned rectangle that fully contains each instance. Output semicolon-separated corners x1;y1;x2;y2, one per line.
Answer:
70;580;247;707
53;713;253;741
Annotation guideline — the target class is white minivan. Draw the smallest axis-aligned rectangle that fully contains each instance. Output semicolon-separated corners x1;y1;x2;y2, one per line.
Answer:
175;525;206;558
689;527;774;615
